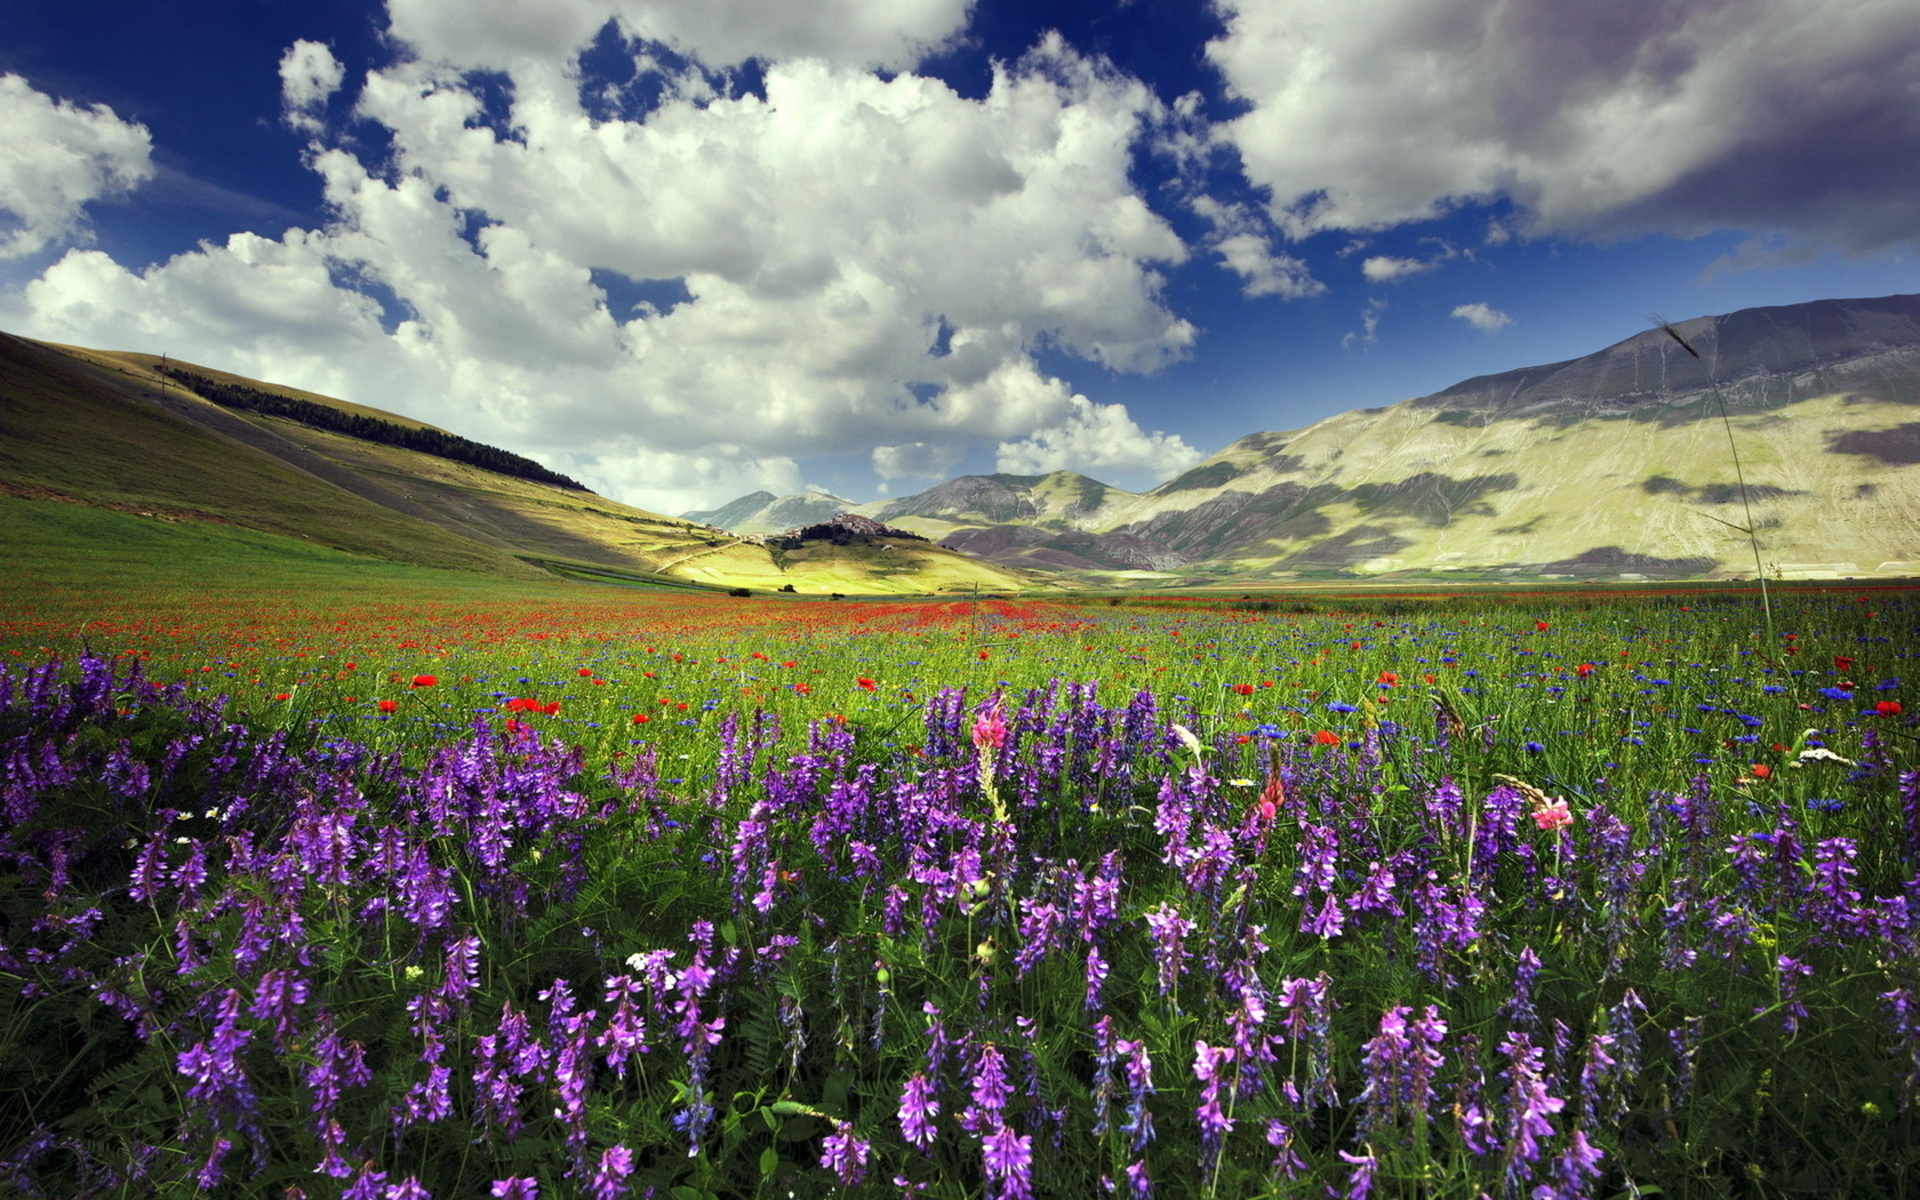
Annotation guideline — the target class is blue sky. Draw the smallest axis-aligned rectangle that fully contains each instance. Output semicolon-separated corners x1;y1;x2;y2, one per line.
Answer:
2;0;1916;514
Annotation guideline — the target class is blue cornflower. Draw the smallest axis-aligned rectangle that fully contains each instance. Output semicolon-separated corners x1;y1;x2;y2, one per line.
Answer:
1524;741;1545;754
1818;687;1852;701
1250;723;1287;738
1326;702;1358;714
1806;798;1845;813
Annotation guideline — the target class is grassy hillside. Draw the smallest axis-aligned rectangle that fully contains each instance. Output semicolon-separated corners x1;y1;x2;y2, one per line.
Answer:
0;334;547;578
1;335;1060;594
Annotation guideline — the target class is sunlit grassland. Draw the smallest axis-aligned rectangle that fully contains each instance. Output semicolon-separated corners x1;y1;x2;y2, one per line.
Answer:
3;506;1919;1199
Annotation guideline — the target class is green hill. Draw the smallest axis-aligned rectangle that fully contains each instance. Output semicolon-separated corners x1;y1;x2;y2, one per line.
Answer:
0;335;1052;595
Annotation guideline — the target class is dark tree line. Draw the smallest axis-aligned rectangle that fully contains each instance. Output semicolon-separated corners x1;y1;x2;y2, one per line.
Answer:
158;366;588;492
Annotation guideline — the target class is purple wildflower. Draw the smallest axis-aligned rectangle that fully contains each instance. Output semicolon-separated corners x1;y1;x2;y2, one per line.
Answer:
442;932;480;1009
1266;1119;1306;1180
963;1042;1011;1132
1497;1031;1565;1191
982;1124;1033;1200
1014;899;1064;977
1118;1037;1156;1151
1192;1040;1238;1172
1501;946;1541;1031
588;1145;634;1200
1085;945;1110;1010
1143;903;1194;999
1547;1128;1606;1197
1883;987;1920;1108
1358;1004;1447;1138
1774;955;1814;1035
248;968;308;1052
821;1121;872;1186
899;1071;940;1148
1337;1148;1377;1200
1669;1016;1706;1109
490;1178;538;1200
343;1161;388;1200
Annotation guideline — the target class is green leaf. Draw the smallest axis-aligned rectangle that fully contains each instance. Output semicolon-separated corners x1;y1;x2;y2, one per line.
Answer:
759;1147;778;1177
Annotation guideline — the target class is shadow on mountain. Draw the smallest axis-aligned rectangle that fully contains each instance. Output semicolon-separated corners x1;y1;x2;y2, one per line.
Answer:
1279;524;1413;567
1346;472;1519;526
1532;546;1721;577
1640;476;1808;503
1826;423;1920;465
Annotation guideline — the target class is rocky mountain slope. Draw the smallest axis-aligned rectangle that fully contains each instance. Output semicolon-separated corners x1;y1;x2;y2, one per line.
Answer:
700;294;1920;583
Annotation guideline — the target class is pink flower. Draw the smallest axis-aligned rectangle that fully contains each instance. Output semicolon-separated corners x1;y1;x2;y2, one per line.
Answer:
972;703;1008;752
1532;799;1573;832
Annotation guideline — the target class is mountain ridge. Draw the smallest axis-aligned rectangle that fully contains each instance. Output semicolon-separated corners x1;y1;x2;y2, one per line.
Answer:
696;293;1920;583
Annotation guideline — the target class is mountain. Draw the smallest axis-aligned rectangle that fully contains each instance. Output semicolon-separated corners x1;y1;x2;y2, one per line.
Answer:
1084;294;1920;582
695;294;1920;583
0;334;1048;595
682;489;863;535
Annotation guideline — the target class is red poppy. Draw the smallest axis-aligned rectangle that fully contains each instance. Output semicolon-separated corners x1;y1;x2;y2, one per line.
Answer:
1875;700;1903;717
856;677;877;690
578;668;594;677
1575;662;1596;677
544;701;562;715
1834;655;1854;671
1232;682;1255;696
1534;620;1550;632
1312;730;1341;745
632;713;650;724
273;692;291;701
1750;764;1772;780
1375;671;1398;687
377;699;398;713
411;674;437;688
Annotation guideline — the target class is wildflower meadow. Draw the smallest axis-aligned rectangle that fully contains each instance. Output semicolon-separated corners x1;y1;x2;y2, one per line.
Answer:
3;582;1918;1198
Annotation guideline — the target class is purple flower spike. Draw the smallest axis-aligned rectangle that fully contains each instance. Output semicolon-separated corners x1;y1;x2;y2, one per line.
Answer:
589;1145;634;1200
982;1124;1033;1200
821;1121;872;1186
899;1072;940;1148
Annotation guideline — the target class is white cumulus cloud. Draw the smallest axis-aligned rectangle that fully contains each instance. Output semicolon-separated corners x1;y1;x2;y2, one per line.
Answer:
4;18;1198;516
996;393;1201;479
0;75;154;260
1360;255;1432;283
281;41;347;133
873;441;965;481
1208;0;1920;252
383;0;973;74
1191;195;1323;298
1451;301;1511;332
